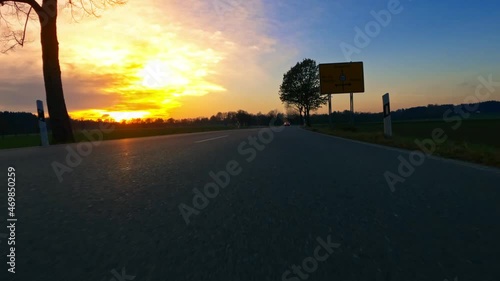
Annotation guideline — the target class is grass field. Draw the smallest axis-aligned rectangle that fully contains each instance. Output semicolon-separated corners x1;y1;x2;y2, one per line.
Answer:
309;118;500;168
0;126;234;150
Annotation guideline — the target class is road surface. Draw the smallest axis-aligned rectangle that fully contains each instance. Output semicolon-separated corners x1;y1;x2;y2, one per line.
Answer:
1;126;499;281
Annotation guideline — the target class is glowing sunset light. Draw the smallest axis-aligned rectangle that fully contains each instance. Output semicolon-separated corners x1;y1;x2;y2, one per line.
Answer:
70;109;151;122
1;0;499;120
55;22;227;121
106;111;150;122
138;59;190;89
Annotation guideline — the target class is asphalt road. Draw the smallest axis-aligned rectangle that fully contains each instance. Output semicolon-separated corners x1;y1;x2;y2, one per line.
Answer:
1;126;500;281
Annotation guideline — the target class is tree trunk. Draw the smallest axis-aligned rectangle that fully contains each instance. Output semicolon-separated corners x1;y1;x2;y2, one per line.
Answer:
39;0;74;144
305;106;311;127
298;109;303;126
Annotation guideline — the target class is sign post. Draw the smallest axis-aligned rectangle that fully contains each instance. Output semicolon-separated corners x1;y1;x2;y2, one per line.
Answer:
382;93;392;137
36;100;49;146
328;94;332;128
350;92;354;125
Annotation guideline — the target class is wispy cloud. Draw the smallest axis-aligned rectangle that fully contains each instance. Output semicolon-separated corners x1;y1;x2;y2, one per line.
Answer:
1;0;294;119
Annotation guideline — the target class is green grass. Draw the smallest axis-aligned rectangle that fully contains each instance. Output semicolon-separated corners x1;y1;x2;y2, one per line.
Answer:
0;134;45;149
0;126;235;150
308;119;500;168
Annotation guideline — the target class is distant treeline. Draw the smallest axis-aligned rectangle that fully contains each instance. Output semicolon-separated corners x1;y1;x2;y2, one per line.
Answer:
72;110;286;131
0;112;39;136
0;110;286;135
1;101;500;135
309;100;500;124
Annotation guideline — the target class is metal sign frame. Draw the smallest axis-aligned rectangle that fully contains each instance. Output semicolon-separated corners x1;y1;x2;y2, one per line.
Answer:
319;61;365;95
382;93;392;137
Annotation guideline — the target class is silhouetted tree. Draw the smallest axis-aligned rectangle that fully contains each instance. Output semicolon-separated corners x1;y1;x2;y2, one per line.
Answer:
0;111;38;136
236;110;252;127
0;0;125;143
279;58;326;126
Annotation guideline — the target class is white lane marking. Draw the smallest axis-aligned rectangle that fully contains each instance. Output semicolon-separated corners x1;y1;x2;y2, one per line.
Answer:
194;135;229;143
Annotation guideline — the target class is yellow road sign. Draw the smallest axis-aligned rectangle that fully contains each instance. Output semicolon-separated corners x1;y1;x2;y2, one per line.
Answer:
319;62;364;94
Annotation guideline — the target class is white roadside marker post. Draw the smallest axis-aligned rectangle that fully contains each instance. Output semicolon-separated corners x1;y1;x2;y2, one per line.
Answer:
382;93;392;138
36;100;50;146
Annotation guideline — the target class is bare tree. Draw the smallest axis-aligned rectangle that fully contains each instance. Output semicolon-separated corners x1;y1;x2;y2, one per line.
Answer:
0;0;125;143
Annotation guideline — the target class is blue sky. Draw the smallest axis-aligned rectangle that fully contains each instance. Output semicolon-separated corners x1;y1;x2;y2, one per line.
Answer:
1;0;499;119
265;0;500;113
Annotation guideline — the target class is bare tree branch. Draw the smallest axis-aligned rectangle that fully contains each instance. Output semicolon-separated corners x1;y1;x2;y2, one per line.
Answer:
1;2;35;51
0;0;42;13
16;5;30;45
1;0;126;52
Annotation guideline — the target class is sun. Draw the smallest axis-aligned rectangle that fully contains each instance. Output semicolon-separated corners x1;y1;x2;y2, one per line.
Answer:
70;110;151;123
107;111;150;122
62;20;226;122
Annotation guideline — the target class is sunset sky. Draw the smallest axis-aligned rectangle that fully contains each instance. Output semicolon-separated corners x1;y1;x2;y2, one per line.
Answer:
1;0;500;121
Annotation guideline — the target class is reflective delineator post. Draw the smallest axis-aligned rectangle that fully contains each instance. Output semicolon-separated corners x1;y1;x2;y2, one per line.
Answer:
382;93;392;138
36;100;49;146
